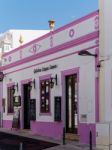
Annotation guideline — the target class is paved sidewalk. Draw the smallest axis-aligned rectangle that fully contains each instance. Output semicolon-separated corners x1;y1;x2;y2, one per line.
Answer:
46;141;99;150
0;128;100;150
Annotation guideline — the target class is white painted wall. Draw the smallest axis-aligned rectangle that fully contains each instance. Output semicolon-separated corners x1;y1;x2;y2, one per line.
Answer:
11;29;49;49
3;39;97;73
96;122;112;149
2;12;98;124
0;29;49;53
99;0;112;122
2;14;98;66
3;42;97;123
96;0;112;147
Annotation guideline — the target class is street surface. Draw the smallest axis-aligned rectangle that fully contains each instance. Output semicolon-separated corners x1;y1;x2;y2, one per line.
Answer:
0;129;101;150
0;131;58;150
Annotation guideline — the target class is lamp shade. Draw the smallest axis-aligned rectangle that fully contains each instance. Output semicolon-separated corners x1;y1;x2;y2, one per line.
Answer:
78;50;97;57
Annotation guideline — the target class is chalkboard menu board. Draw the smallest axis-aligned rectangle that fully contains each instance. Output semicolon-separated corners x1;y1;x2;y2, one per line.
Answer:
54;96;61;122
30;99;36;120
12;108;20;129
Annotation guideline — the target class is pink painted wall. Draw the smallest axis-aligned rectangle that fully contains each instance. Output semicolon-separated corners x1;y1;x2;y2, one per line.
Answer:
31;121;63;140
3;120;12;129
79;123;96;145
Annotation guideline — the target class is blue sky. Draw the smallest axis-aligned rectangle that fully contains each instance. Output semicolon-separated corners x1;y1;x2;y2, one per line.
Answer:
0;0;98;32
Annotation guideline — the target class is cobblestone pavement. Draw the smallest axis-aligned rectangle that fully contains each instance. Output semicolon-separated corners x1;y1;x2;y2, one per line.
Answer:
46;141;99;150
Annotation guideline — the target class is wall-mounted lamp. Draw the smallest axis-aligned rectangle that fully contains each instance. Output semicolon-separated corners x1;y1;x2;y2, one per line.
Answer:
49;74;57;88
48;20;55;31
78;50;97;57
12;83;18;94
78;50;101;75
29;79;36;91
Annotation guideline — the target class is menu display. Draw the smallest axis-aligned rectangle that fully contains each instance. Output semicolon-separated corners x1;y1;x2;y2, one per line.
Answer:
54;96;61;122
30;99;36;120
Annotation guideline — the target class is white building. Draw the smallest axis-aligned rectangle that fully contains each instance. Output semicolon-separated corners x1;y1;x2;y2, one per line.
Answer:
96;0;112;149
0;29;49;53
2;1;112;148
0;11;99;145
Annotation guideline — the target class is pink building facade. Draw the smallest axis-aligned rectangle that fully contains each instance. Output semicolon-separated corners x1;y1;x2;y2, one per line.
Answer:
0;10;99;145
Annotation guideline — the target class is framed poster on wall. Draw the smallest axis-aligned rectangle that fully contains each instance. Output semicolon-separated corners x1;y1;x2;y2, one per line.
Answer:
12;108;20;129
54;96;61;122
30;99;36;121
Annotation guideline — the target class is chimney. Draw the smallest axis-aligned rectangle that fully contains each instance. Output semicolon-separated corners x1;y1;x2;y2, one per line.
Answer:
48;20;55;31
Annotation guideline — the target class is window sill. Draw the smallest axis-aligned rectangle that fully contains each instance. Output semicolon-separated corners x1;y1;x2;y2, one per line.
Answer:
39;112;52;116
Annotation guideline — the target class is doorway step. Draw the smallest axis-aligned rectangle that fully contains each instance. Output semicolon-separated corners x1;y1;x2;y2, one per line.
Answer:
65;133;79;141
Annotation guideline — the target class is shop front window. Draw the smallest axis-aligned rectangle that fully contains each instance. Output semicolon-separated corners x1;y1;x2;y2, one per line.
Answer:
7;86;14;113
40;79;50;113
